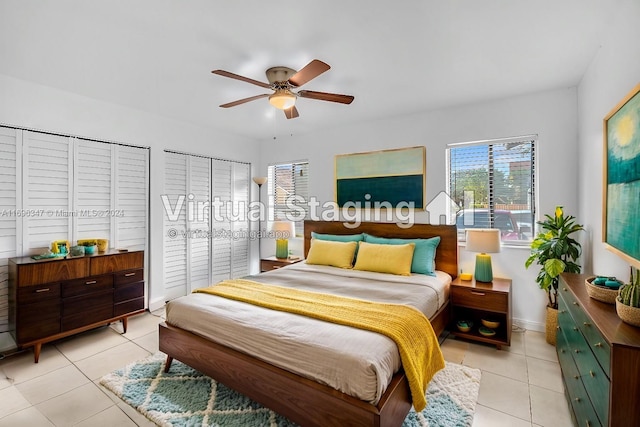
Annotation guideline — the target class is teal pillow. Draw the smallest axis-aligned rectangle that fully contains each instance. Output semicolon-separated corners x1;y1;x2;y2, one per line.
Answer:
363;233;440;276
311;232;365;243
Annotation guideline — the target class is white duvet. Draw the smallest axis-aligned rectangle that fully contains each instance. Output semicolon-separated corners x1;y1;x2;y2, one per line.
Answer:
165;262;451;404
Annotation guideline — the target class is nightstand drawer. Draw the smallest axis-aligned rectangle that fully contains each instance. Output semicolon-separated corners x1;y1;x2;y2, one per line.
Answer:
451;286;508;311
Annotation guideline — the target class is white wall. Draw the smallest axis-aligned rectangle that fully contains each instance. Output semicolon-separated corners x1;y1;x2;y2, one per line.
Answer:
577;0;640;280
259;88;580;330
0;73;261;311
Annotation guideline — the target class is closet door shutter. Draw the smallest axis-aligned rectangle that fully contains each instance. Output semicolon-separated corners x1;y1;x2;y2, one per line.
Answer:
115;145;148;250
0;127;18;333
23;131;72;252
163;152;188;300
231;162;249;278
211;159;232;283
74;139;112;241
188;156;211;290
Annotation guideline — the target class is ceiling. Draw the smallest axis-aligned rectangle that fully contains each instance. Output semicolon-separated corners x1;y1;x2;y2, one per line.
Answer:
0;1;612;141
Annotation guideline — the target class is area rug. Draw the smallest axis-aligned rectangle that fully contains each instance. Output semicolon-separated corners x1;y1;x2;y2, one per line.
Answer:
100;352;481;427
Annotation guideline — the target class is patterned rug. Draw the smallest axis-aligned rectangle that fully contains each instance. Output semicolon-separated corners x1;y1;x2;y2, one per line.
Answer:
100;352;481;427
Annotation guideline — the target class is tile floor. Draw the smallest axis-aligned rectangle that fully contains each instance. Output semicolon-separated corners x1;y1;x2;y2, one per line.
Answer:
0;311;573;426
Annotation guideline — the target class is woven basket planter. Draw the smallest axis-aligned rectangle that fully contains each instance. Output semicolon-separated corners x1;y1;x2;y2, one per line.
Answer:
585;277;618;304
616;297;640;327
545;306;558;345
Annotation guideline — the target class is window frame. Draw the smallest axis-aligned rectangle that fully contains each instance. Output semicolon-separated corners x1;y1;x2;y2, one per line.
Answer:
267;160;309;237
447;135;537;246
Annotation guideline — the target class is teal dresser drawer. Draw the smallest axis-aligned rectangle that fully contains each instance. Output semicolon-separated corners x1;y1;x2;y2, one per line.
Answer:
560;285;611;374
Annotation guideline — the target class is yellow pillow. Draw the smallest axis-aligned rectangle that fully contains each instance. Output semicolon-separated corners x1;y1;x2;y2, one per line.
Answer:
306;239;358;269
353;241;415;276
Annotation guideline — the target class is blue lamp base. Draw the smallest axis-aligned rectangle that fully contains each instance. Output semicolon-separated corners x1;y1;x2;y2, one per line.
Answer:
474;253;493;282
275;239;289;259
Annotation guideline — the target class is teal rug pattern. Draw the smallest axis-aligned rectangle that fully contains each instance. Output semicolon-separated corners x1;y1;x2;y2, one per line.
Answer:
100;352;481;427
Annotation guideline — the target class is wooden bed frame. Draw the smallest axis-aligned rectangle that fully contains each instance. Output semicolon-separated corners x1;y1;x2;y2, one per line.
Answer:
160;220;458;427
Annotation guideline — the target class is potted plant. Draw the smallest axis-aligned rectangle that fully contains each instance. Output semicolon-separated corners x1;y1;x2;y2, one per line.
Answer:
616;267;640;327
525;206;584;345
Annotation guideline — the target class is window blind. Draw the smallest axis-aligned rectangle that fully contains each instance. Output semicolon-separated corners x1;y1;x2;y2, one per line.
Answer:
0;127;17;333
268;161;309;236
448;137;536;243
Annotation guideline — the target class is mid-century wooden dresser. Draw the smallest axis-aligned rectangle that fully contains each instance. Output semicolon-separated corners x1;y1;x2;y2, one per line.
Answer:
557;273;640;427
8;250;145;362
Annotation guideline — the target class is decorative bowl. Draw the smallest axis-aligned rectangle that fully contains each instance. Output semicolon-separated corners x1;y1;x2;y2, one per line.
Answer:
585;277;618;304
456;320;473;333
481;319;500;329
83;245;97;255
478;326;496;337
69;245;85;257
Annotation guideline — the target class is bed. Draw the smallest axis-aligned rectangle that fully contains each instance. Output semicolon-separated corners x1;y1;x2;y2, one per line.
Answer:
159;220;458;427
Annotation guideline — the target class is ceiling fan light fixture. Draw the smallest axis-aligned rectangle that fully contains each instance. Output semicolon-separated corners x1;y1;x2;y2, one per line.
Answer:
269;89;296;110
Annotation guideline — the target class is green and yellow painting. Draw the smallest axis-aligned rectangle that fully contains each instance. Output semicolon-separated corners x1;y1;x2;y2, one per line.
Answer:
606;85;640;265
335;146;425;208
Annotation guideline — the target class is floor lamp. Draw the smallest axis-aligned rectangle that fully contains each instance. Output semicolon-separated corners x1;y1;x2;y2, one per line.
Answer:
252;176;267;259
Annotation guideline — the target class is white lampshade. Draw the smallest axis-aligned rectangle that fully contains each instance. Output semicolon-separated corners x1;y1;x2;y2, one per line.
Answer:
268;90;296;110
465;229;501;254
252;176;267;186
270;220;295;238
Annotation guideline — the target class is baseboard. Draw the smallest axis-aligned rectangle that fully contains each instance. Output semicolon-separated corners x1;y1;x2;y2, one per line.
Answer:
149;296;166;313
513;317;544;332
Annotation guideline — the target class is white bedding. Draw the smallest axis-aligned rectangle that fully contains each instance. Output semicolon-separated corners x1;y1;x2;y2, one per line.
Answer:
165;262;451;404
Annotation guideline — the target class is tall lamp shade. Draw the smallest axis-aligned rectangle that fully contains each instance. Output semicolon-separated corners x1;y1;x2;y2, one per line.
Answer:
466;229;501;282
271;221;295;259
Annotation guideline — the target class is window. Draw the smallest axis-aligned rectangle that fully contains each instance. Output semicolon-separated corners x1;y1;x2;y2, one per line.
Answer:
447;136;536;243
267;161;309;236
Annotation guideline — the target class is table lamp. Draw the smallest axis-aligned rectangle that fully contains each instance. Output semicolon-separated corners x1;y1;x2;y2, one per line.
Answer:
271;220;295;259
465;229;501;282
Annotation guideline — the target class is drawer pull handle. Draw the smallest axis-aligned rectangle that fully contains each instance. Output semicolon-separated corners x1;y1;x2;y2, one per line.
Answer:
124;272;136;277
589;370;594;377
573;375;579;379
563;288;567;291
583;322;591;327
574;349;580;353
85;280;97;285
560;349;565;353
575;397;581;402
573;327;578;331
470;291;486;296
35;288;50;293
594;342;603;348
572;302;579;306
556;326;561;330
586;422;591;427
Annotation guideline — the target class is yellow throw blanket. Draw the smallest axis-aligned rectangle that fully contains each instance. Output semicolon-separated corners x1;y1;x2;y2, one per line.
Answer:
194;279;445;411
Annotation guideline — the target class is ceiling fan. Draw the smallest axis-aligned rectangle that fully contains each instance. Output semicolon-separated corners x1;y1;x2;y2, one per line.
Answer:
212;59;354;119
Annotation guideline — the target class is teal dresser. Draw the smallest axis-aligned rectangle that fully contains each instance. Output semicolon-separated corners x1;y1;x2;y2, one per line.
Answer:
557;273;640;427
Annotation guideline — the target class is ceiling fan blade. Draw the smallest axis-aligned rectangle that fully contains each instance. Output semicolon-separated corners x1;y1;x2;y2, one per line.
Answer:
284;106;299;119
220;94;269;108
297;90;354;104
212;70;271;89
288;60;330;87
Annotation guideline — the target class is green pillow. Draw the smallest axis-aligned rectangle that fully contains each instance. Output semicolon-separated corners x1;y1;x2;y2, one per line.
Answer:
363;233;440;276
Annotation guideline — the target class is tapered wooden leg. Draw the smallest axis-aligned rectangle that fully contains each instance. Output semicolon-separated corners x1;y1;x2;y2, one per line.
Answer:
33;343;42;363
121;317;128;333
164;356;174;373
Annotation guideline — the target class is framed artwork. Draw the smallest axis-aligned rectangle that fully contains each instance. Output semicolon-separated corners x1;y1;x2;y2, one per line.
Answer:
603;83;640;268
335;146;426;208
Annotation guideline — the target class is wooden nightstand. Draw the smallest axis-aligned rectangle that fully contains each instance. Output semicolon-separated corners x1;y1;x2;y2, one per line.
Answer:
449;276;512;349
260;256;303;272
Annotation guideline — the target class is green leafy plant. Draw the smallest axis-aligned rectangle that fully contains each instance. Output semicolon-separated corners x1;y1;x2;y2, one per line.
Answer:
619;268;640;307
525;206;584;309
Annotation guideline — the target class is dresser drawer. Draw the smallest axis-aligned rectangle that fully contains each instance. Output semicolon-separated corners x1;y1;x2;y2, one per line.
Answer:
62;304;114;331
114;282;144;303
114;269;144;286
114;298;144;316
450;286;508;312
18;282;60;304
62;288;113;317
62;274;113;298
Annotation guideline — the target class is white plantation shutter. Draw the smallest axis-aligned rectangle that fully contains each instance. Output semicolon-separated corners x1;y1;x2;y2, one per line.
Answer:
163;151;250;297
0;128;18;333
188;156;211;290
23;131;72;252
268;161;309;236
75;139;112;241
211;159;232;283
163;152;188;299
114;145;148;250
